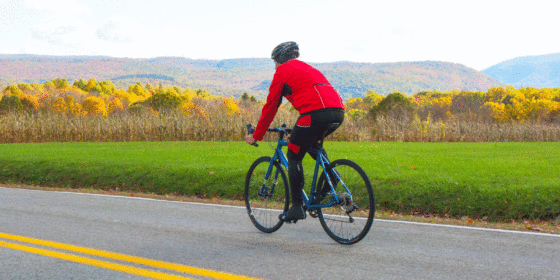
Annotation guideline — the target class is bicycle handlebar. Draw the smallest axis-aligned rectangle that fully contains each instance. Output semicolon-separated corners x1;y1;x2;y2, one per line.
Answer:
246;123;292;148
267;125;293;134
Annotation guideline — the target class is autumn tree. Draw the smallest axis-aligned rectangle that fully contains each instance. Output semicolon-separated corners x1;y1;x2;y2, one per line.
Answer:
52;78;71;90
108;98;124;114
147;91;182;111
127;82;150;98
450;91;485;116
0;95;22;112
2;85;23;96
73;79;88;91
20;94;40;112
86;78;97;92
82;96;107;116
17;83;34;94
370;91;413;120
363;90;383;107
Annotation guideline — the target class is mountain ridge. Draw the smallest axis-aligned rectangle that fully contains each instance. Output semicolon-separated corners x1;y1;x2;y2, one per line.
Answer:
482;52;560;88
0;55;502;99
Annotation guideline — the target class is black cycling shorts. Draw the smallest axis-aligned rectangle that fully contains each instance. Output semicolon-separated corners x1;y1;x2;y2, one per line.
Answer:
287;108;344;161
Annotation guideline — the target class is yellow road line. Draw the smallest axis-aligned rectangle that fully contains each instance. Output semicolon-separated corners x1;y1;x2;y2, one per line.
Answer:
0;232;259;280
0;240;192;280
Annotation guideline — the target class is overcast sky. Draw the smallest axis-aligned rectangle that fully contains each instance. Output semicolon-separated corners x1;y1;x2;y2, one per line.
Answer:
0;0;557;70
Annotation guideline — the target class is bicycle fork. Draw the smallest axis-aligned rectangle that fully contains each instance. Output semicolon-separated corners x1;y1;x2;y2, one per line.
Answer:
259;164;281;198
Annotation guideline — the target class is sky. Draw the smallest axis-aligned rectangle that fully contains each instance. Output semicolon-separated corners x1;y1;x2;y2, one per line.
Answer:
0;0;558;70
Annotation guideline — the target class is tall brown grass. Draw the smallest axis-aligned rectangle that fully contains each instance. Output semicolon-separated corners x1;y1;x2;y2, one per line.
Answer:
1;102;559;143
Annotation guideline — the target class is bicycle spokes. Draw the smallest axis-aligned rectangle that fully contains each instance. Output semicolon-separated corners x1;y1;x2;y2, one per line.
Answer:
244;124;374;245
245;156;289;233
317;159;375;245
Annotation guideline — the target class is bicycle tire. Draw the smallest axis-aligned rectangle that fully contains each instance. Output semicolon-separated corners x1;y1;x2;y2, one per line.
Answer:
245;156;290;233
317;159;375;245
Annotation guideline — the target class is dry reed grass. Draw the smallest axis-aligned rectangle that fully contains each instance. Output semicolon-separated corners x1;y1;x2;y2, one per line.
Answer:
1;103;559;143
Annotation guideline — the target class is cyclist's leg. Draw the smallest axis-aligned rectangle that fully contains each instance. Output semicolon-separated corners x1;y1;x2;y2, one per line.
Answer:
307;109;345;162
282;115;318;221
282;110;345;222
287;150;305;205
305;109;345;198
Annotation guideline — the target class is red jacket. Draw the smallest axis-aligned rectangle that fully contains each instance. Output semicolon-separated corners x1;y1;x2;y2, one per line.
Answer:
253;59;345;141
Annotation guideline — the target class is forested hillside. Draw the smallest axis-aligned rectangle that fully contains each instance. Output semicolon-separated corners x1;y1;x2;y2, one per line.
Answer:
482;52;560;88
0;55;501;99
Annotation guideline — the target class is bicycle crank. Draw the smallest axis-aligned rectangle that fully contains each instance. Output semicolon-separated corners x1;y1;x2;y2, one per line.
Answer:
308;209;319;218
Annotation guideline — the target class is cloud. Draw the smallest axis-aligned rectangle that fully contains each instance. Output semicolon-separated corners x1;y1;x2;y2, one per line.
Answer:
24;0;92;16
96;17;141;44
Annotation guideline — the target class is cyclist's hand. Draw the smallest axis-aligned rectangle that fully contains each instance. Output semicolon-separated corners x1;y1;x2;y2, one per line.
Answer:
245;134;256;145
287;133;291;140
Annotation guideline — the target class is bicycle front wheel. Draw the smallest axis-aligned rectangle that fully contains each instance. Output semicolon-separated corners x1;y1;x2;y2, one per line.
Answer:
317;159;375;245
245;156;289;233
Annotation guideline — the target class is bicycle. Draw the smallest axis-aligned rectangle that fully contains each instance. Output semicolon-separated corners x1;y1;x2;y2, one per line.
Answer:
244;123;375;245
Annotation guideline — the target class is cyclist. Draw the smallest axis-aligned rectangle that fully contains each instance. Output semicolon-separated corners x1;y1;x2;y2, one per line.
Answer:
245;41;345;223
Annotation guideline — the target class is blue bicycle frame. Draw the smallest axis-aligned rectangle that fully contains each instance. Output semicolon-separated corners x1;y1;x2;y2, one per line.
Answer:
263;128;348;210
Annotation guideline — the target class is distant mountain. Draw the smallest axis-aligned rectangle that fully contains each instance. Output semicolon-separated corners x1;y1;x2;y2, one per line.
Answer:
0;54;502;99
482;53;560;88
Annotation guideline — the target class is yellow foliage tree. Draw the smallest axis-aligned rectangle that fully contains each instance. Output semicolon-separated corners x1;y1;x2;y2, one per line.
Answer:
2;85;23;96
82;96;107;116
348;108;367;120
183;88;197;102
52;97;69;113
20;94;40;111
430;95;452;120
345;97;363;111
86;78;97;92
108;98;124;114
71;102;84;116
127;82;150;98
64;95;75;106
113;90;131;106
483;102;507;122
182;102;208;118
363;91;383;107
223;99;240;115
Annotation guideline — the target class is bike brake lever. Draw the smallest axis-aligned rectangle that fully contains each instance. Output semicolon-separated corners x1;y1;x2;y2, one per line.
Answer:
246;124;255;134
246;124;259;147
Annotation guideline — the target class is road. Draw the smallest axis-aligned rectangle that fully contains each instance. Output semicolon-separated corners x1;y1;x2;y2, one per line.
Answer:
1;187;559;279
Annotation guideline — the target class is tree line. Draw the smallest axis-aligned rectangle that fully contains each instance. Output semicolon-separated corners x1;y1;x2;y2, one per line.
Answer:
1;78;559;125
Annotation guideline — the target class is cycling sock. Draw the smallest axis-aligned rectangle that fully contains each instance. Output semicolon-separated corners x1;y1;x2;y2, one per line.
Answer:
287;156;304;204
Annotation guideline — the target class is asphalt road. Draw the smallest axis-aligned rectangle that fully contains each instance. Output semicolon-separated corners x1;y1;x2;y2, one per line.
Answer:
1;187;559;279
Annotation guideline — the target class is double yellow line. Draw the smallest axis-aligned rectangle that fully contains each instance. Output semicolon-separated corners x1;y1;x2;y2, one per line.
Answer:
0;232;258;280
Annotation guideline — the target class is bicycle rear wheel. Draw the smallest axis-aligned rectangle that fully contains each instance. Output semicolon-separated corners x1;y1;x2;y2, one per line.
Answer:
245;156;289;233
317;159;375;245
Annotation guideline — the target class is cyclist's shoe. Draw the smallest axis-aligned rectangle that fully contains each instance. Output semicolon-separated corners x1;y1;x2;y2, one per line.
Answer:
279;203;306;223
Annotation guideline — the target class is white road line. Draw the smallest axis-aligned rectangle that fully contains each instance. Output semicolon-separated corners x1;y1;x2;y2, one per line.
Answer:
376;219;560;237
3;187;559;238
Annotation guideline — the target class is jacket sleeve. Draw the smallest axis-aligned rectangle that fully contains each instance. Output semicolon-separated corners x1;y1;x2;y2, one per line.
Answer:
252;70;286;141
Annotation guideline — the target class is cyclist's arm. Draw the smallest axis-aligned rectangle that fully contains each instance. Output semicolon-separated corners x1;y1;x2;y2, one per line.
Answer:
252;73;286;141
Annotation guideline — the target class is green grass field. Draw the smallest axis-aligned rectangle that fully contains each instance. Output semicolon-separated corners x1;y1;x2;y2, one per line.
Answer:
0;141;558;221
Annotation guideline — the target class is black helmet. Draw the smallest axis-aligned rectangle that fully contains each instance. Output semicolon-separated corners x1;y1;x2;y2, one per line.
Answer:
271;41;299;64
